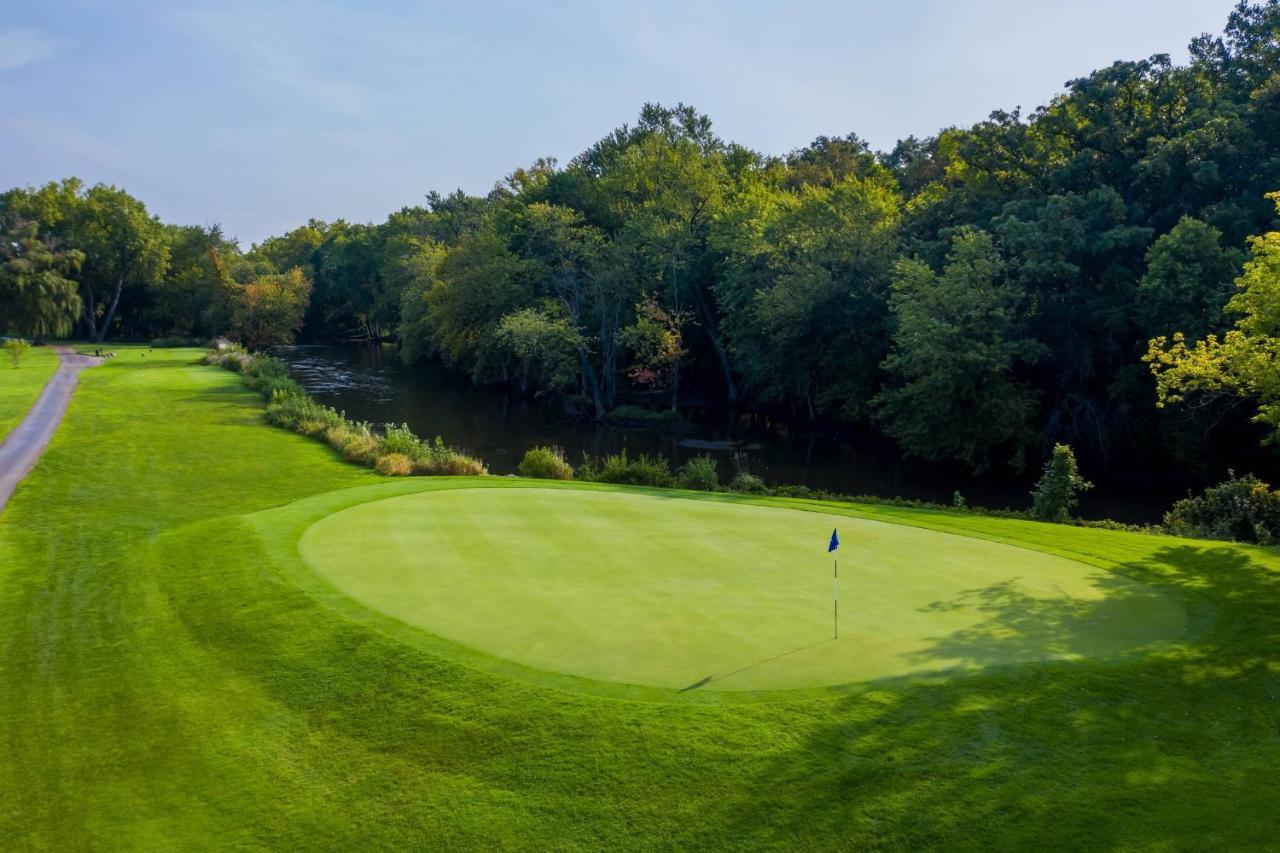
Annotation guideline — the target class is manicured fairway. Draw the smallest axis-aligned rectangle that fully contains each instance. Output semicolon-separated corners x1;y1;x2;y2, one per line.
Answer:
298;487;1186;690
3;348;1280;849
0;345;59;441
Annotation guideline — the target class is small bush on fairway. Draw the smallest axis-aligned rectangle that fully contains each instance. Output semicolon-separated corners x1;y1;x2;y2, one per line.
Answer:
1165;472;1280;544
677;454;719;490
1031;444;1092;522
375;452;414;476
577;449;674;487
5;338;32;368
518;445;574;480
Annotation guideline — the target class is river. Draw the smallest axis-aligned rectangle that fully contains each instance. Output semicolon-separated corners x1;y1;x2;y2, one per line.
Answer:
277;344;1192;523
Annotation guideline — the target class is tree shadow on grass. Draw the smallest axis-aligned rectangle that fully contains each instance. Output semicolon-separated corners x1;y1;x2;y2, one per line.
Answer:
904;572;1179;672
694;543;1280;848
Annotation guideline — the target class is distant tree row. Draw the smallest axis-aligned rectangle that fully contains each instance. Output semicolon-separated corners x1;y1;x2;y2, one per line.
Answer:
2;1;1279;478
0;180;310;350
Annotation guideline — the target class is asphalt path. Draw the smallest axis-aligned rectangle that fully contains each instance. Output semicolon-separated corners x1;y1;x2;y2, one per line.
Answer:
0;346;102;513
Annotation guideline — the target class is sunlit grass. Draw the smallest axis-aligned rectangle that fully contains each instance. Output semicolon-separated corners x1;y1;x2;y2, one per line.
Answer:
1;348;1278;848
0;344;59;441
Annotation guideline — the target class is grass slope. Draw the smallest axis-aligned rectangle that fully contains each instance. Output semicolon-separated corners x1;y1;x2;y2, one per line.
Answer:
0;345;59;441
1;347;1278;849
296;486;1186;690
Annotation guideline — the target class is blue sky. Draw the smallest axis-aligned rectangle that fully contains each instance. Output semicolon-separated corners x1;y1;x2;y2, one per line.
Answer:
0;1;1241;245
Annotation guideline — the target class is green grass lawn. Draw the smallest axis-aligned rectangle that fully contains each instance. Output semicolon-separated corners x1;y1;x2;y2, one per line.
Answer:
294;486;1186;691
0;345;59;441
1;347;1279;849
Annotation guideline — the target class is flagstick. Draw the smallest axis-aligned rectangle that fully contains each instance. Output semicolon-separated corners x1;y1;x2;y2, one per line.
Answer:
833;554;838;640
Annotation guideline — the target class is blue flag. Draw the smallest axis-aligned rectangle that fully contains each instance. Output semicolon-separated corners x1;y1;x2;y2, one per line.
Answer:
828;528;839;553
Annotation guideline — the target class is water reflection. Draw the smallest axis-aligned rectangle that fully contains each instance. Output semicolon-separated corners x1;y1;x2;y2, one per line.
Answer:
277;344;1172;522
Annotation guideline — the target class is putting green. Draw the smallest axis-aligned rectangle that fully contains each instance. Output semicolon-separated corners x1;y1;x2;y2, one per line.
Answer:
297;487;1187;691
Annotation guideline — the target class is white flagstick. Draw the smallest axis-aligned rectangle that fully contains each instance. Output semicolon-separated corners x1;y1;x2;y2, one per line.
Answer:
833;553;838;640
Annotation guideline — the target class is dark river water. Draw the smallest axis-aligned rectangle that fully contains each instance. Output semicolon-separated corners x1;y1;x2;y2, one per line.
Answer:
276;344;1184;523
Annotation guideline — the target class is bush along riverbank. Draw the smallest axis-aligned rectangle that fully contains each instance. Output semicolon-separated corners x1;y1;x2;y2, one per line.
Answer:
520;444;1280;546
204;346;1280;547
204;345;486;477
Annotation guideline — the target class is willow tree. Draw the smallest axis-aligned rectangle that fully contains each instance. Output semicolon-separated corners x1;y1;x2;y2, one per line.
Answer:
0;216;83;338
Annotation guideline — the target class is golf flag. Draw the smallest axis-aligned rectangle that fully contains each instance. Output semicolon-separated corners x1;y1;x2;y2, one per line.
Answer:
829;528;839;639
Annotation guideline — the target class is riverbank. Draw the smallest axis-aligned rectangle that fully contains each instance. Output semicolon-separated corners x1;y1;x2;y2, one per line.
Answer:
280;344;1246;523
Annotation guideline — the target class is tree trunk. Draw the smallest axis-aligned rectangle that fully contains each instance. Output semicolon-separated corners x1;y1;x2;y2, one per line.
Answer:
670;353;681;412
692;285;737;402
598;311;619;407
96;272;126;344
578;345;606;420
82;283;97;342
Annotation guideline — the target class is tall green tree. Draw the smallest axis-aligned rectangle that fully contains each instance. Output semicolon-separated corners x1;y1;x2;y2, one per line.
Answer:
229;267;312;350
399;230;532;382
876;229;1045;470
1137;216;1243;339
1147;192;1280;442
147;224;238;338
73;185;169;342
713;170;901;420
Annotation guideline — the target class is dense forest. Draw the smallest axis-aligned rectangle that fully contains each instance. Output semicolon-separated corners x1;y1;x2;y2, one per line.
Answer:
3;1;1280;480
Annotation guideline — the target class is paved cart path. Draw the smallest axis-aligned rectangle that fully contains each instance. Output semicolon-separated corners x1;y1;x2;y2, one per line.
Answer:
0;346;102;513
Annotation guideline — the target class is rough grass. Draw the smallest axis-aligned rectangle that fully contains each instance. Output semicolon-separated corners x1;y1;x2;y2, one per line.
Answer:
1;347;1279;849
0;344;58;441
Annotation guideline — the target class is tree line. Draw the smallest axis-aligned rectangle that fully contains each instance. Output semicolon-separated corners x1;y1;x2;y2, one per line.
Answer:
3;1;1279;479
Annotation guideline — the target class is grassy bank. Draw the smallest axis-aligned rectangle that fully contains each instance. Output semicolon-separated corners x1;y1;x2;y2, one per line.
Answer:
1;348;1279;849
0;344;59;441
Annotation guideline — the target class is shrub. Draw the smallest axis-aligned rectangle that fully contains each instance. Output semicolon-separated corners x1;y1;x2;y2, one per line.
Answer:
414;450;487;477
677;455;719;490
1031;444;1092;522
380;423;423;458
327;421;378;465
518;445;574;480
241;354;300;397
265;389;341;433
729;472;768;493
577;449;674;487
412;437;487;476
1164;472;1280;544
204;348;253;372
375;453;414;476
773;484;814;499
4;338;31;368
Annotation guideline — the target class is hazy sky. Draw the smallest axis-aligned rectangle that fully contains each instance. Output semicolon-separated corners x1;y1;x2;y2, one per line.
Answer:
0;1;1242;245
